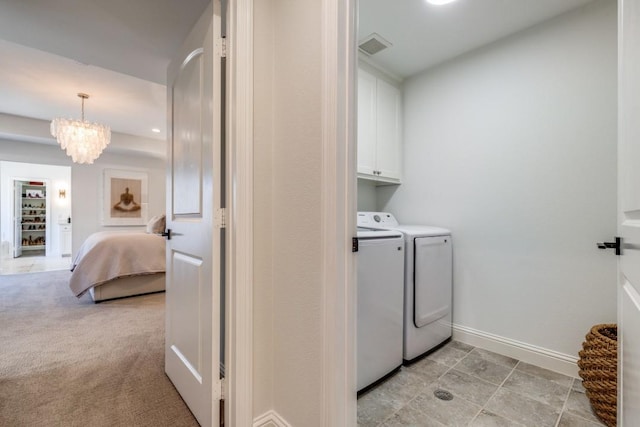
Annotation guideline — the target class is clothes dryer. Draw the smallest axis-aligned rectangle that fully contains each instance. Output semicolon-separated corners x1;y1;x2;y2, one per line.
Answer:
358;212;453;363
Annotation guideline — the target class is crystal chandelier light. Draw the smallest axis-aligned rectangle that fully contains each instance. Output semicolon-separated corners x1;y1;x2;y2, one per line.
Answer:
50;93;111;164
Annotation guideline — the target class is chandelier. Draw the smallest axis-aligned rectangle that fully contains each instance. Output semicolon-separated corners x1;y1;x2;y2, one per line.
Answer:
50;93;111;164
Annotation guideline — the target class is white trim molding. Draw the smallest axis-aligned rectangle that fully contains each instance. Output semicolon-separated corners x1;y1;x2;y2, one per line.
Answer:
253;410;292;427
452;324;580;378
226;0;254;425
320;0;358;425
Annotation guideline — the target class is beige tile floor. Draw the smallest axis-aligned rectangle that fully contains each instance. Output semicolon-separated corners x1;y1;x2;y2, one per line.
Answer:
358;340;607;427
0;254;71;275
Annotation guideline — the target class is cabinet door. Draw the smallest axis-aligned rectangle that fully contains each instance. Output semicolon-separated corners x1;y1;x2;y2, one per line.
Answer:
357;69;377;176
376;79;402;181
60;225;72;256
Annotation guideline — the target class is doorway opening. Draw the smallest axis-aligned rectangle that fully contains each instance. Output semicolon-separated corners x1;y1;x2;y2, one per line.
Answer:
0;161;72;275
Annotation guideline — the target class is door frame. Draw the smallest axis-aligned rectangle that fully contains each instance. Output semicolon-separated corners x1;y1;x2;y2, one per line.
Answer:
318;0;358;424
226;0;254;425
226;0;357;425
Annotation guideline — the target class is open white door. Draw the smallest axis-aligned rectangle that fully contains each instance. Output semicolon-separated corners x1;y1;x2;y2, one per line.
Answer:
618;0;640;423
165;1;223;426
13;180;22;258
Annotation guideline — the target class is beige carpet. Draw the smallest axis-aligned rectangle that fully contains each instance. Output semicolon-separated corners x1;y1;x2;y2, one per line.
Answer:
0;270;198;427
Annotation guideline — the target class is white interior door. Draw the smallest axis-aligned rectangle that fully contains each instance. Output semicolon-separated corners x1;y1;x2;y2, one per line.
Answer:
165;2;222;426
618;0;640;422
13;180;22;258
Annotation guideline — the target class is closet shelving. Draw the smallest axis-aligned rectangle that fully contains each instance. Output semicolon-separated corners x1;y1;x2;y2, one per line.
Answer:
21;183;46;251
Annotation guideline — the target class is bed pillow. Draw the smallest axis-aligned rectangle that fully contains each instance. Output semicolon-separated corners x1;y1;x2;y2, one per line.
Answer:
146;214;166;234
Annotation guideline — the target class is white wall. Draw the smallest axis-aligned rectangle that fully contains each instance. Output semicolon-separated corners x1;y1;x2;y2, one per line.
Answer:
253;0;324;424
0;139;166;256
378;0;617;358
357;179;378;212
0;161;71;257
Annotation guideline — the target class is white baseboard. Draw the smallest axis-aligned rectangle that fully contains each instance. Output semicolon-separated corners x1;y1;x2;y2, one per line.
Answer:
253;410;292;427
452;324;579;378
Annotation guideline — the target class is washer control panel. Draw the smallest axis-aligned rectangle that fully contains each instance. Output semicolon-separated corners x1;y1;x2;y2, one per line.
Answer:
357;211;400;228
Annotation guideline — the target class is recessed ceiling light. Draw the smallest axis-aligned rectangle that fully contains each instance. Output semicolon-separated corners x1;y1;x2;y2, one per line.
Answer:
426;0;458;5
151;128;161;133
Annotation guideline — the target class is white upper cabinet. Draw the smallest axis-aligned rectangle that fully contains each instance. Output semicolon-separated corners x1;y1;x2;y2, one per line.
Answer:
357;68;402;184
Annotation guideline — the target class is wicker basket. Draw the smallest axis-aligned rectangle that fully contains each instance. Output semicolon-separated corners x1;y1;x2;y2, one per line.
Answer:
577;324;617;427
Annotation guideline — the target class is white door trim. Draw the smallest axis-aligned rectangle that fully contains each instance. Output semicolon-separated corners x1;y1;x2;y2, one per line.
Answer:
227;0;357;424
320;0;358;424
226;0;254;425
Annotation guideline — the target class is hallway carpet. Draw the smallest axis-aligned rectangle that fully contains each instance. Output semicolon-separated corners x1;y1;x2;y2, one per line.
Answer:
0;270;198;427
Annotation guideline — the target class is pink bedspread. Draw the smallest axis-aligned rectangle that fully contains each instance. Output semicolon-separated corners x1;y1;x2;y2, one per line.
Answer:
70;231;166;297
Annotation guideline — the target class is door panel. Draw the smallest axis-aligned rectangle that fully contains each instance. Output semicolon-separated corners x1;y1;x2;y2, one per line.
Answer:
619;0;640;422
173;53;204;216
357;69;377;176
413;236;452;328
169;252;204;376
375;79;402;180
165;2;222;426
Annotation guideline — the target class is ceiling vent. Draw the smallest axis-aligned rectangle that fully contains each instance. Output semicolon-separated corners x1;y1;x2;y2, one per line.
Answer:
358;33;392;56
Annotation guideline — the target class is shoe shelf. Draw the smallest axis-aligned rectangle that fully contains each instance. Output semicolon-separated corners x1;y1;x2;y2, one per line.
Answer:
20;183;47;252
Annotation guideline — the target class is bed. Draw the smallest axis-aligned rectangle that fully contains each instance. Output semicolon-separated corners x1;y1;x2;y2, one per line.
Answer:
70;230;166;302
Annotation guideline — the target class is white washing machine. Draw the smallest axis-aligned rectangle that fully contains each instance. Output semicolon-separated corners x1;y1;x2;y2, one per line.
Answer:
356;225;404;391
358;212;452;363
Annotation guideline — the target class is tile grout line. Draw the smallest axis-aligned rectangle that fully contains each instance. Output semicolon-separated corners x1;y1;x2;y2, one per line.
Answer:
377;346;473;426
553;377;576;427
557;378;607;427
468;359;523;426
451;347;489;426
362;343;585;427
377;357;456;426
419;347;500;426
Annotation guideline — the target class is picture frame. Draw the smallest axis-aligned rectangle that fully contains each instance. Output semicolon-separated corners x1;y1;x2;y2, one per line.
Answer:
102;169;148;226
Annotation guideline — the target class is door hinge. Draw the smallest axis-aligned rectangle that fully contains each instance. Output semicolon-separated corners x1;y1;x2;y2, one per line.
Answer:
217;37;227;58
215;208;227;229
352;237;359;253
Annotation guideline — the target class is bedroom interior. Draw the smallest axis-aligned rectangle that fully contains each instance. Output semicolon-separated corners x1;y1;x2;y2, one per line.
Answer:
0;1;208;424
0;270;197;426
